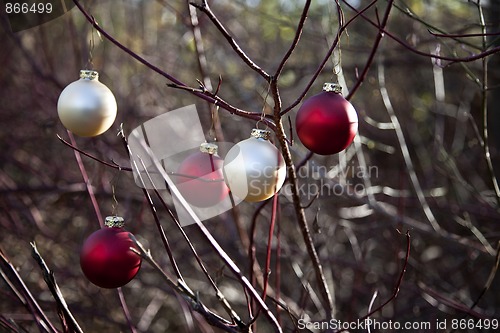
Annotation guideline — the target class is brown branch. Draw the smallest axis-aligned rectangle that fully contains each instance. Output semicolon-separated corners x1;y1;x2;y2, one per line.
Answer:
119;130;185;283
71;0;268;125
476;1;500;207
347;0;395;100
30;243;84;333
166;82;276;130
281;0;380;115
274;0;312;78
429;30;500;38
190;0;271;81
271;79;335;317
116;288;138;333
59;132;230;183
133;152;244;327
66;131;104;228
57;134;129;171
129;237;243;333
419;283;489;319
127;129;283;332
341;0;500;66
0;247;59;333
335;231;411;333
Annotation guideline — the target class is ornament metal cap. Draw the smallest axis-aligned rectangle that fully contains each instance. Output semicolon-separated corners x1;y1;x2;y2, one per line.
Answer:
200;142;218;155
251;128;271;140
323;82;342;93
80;70;99;80
105;216;125;228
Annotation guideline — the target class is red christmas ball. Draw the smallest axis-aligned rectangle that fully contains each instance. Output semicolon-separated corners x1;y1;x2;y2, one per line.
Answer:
176;143;229;207
80;218;141;289
296;83;358;155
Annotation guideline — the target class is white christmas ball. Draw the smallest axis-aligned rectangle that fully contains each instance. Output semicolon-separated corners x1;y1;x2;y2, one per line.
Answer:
57;70;117;137
223;130;286;202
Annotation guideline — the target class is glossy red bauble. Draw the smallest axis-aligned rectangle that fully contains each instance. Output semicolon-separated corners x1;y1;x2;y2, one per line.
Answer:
176;145;229;208
80;224;141;289
296;84;358;155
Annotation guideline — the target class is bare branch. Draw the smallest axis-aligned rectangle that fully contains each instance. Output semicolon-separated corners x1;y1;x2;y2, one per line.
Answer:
190;0;271;81
281;0;379;115
71;0;269;125
274;0;312;78
30;243;84;333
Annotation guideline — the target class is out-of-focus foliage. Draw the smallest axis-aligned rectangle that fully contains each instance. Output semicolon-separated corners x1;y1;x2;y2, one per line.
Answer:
1;0;499;332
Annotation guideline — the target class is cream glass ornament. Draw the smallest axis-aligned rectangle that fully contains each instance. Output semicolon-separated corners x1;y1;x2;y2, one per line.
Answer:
57;70;117;137
223;129;286;202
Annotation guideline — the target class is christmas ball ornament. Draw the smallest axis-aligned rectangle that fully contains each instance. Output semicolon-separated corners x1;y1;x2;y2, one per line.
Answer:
57;70;117;137
175;143;229;207
223;129;286;202
80;216;141;289
296;83;358;155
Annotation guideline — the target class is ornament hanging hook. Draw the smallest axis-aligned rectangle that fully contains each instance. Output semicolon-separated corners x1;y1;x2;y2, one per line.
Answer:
87;30;95;70
110;169;122;217
256;82;272;130
208;102;219;142
329;0;347;83
87;21;103;70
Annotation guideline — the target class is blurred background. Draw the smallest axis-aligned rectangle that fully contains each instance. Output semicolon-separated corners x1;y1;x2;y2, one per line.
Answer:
1;0;499;332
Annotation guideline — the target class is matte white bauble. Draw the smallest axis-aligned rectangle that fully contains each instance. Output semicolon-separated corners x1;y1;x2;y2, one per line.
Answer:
223;129;286;202
57;70;117;137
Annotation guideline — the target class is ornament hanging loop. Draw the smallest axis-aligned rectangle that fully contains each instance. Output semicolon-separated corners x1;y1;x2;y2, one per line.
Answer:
208;102;219;142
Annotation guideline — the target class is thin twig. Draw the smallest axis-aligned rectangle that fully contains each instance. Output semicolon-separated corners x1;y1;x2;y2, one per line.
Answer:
117;288;138;333
429;30;500;38
137;160;245;327
129;237;243;333
335;231;411;333
57;134;129;171
67;131;104;228
476;1;500;207
119;130;184;282
341;0;500;65
128;129;283;332
71;0;271;125
166;83;276;129
0;248;59;333
274;0;312;78
378;61;442;232
30;243;84;333
281;0;379;115
347;0;395;100
250;194;280;326
271;77;335;317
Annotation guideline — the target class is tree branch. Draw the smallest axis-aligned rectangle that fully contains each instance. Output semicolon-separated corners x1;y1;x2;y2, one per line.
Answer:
72;0;268;125
190;0;271;81
281;0;379;115
274;0;312;78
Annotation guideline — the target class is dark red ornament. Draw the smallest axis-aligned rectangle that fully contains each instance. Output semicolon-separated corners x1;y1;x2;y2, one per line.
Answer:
175;143;229;207
80;216;141;289
296;83;358;155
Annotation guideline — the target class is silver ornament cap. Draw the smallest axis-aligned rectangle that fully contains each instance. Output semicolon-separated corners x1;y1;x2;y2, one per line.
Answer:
105;216;125;228
250;128;271;140
200;142;218;155
80;70;99;80
322;82;342;94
